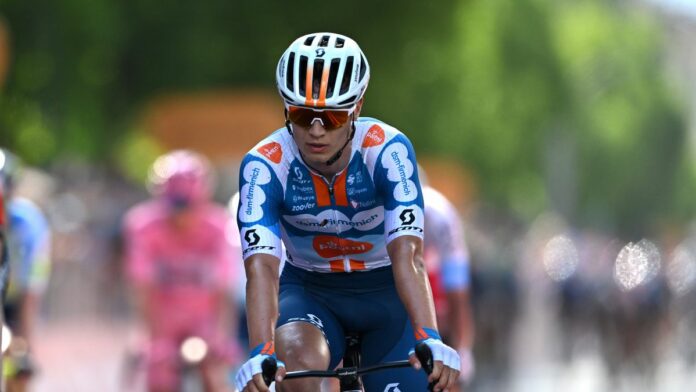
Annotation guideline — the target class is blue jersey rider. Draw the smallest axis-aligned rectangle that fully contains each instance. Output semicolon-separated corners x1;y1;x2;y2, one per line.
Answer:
234;33;460;392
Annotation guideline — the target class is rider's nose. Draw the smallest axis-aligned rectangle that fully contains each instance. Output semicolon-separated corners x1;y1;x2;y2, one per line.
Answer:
308;120;326;137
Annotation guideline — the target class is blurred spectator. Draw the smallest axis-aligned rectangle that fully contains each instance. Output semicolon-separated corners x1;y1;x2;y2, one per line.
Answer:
122;150;242;392
0;148;52;392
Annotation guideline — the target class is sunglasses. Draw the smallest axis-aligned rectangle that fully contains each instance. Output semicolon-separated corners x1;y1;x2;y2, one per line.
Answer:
287;106;354;130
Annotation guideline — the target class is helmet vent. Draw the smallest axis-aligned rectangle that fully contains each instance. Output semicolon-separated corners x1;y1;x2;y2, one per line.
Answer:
359;55;367;80
326;59;340;98
318;35;330;47
298;55;308;97
338;95;358;106
335;38;345;48
303;35;315;46
339;56;354;95
312;59;325;99
286;52;295;90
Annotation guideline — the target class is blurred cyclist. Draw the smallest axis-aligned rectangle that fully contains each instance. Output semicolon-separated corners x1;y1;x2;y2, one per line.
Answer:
123;150;241;392
234;32;460;392
0;148;51;392
421;182;476;388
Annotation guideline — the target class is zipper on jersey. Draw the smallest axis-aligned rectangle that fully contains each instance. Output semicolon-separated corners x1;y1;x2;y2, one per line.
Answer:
320;173;351;272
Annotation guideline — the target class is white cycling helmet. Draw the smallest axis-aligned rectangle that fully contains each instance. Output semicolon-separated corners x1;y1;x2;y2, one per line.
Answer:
276;32;370;109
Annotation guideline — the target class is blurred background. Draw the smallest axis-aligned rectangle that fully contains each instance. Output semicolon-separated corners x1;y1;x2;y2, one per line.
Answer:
1;0;696;391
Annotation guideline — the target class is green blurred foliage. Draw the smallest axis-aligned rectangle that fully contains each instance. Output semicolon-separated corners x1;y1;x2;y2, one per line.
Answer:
0;0;690;236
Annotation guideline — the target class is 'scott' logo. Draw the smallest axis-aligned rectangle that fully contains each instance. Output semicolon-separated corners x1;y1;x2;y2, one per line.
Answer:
257;142;283;164
362;125;385;148
399;209;415;225
244;229;260;246
384;383;401;392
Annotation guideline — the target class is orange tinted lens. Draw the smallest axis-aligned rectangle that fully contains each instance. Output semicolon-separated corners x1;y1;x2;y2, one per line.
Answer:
288;107;350;130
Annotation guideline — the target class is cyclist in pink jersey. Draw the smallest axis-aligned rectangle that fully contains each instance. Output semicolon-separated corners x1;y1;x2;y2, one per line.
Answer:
123;150;241;392
422;184;476;387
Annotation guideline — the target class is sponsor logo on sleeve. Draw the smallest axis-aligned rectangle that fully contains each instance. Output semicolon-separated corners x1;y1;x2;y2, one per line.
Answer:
388;205;423;236
241;226;277;255
362;125;385;148
399;209;415;225
381;143;418;202
240;161;271;223
257;142;283;164
244;229;260;246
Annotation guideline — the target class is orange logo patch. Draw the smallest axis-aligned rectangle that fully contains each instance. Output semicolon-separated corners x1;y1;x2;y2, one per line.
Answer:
362;125;385;148
257;142;283;164
313;235;374;259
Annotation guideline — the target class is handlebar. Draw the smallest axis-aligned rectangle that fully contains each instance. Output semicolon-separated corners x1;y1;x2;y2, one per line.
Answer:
260;342;435;390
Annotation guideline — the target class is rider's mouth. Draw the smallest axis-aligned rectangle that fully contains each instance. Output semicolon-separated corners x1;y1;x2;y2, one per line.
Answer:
307;143;328;153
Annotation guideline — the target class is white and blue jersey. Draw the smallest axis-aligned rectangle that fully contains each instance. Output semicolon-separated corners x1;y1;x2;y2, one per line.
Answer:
5;197;51;303
237;117;425;273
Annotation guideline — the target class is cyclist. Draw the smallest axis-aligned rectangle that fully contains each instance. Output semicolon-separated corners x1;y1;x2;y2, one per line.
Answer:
123;150;241;392
421;183;476;387
234;32;460;392
0;148;51;392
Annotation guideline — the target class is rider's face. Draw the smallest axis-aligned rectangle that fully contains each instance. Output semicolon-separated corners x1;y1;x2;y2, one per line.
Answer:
291;119;352;168
290;101;362;172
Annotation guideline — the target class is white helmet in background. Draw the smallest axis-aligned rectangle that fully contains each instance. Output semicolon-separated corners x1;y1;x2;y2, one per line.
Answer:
276;32;370;109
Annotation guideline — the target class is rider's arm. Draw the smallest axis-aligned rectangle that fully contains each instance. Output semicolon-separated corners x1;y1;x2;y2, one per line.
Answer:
244;253;281;349
375;133;459;388
235;154;286;390
388;235;438;333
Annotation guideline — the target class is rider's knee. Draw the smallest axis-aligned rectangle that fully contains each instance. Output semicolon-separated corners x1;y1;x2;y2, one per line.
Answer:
276;323;330;371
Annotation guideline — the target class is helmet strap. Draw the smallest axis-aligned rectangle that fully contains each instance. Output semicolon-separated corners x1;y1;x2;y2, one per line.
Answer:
284;109;294;135
325;120;356;166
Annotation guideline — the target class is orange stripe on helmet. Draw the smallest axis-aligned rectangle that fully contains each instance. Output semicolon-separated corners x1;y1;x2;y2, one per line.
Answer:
305;61;314;106
317;64;330;108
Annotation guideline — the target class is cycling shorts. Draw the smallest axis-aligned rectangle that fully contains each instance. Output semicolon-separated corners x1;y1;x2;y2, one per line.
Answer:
277;263;428;391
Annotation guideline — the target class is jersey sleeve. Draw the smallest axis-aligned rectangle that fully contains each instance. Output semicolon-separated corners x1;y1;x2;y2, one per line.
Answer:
373;133;425;243
237;154;284;261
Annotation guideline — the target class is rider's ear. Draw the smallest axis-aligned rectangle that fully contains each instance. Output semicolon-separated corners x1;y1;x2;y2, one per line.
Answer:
284;108;294;135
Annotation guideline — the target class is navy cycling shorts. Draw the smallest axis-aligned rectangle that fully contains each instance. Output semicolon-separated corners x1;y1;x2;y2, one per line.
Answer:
277;263;428;391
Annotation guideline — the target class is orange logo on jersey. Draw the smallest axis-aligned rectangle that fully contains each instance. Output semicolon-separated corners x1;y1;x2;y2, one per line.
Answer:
257;142;283;164
362;125;385;148
313;235;374;258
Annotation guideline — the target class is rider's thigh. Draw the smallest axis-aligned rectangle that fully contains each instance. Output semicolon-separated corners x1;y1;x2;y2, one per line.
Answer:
276;322;331;392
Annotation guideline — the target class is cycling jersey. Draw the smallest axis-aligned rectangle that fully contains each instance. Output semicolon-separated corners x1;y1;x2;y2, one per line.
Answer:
422;186;471;317
5;197;51;303
237;117;425;273
124;200;237;323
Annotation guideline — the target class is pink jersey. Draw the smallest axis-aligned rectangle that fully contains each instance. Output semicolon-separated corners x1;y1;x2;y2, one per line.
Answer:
124;200;239;327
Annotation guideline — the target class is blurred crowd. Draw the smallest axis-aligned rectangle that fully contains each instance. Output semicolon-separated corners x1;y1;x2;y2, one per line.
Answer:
3;149;696;392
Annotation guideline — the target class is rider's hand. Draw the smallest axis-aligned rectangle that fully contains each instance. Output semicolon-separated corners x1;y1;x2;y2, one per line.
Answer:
408;328;460;392
458;347;475;384
235;342;286;392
